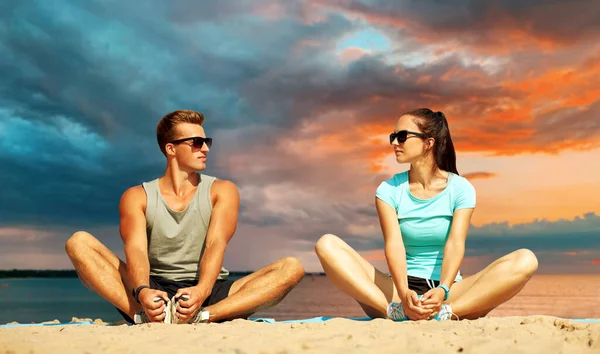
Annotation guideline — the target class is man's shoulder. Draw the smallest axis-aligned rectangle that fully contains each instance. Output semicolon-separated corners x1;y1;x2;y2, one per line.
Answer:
119;184;147;208
208;178;239;206
211;178;238;194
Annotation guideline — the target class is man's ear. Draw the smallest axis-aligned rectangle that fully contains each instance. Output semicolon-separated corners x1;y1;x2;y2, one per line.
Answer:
166;143;176;156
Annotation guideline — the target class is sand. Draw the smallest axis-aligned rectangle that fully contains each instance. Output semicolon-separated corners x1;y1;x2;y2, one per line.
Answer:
1;316;599;353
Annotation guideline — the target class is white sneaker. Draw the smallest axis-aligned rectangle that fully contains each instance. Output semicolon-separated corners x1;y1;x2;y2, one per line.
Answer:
432;304;457;321
134;297;170;324
170;295;210;324
387;302;410;321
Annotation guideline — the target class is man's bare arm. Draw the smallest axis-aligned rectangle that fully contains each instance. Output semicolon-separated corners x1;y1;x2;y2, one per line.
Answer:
119;186;150;292
196;179;239;293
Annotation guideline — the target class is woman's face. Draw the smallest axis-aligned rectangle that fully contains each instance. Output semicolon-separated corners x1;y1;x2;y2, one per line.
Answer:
390;115;430;164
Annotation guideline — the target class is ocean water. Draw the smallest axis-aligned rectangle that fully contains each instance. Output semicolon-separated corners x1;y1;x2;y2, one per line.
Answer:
1;274;599;324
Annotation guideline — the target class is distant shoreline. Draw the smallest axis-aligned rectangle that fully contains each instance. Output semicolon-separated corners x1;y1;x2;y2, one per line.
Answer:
0;270;326;279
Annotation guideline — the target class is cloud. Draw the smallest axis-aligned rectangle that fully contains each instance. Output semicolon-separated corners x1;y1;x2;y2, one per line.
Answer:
0;1;599;274
324;0;600;51
469;212;600;237
463;172;498;180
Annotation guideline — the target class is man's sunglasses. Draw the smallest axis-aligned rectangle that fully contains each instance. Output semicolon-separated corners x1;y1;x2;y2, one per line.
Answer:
170;136;212;149
389;130;428;144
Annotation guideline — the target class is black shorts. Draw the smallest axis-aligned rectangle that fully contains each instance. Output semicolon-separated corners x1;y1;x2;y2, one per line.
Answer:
117;276;235;324
407;275;441;295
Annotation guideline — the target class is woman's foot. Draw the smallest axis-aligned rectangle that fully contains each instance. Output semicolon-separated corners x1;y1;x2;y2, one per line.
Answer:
387;302;456;321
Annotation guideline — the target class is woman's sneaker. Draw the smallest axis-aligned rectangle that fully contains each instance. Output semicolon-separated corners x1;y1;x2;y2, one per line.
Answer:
432;304;457;321
387;302;457;321
387;302;410;321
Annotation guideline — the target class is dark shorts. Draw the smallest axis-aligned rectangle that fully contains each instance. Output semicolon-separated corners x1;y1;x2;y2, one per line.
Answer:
407;275;441;295
117;276;235;324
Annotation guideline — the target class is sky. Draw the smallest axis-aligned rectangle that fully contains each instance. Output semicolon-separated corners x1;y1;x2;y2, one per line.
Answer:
1;0;599;275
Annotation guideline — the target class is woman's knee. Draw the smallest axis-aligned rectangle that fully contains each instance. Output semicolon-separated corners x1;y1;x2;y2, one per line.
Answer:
315;233;344;258
511;248;538;276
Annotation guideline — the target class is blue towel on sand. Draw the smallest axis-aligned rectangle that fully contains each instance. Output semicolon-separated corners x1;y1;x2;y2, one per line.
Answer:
1;317;599;328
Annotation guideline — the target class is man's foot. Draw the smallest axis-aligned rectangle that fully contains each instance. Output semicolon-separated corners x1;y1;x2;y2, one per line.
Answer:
387;302;409;321
170;295;210;324
432;304;457;321
133;310;151;324
134;297;170;324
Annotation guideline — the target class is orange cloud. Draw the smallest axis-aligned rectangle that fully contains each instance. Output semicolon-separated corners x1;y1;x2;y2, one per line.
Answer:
314;1;596;54
593;259;600;265
339;47;370;63
463;172;498;180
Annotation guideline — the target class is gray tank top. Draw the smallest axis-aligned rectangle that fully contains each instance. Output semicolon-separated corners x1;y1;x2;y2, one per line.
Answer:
142;174;229;282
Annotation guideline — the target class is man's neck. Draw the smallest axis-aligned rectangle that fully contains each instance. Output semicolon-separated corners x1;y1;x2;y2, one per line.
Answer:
160;165;200;197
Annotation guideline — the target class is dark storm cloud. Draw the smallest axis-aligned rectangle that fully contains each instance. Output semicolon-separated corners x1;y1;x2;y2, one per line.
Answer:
1;0;599;272
337;0;600;47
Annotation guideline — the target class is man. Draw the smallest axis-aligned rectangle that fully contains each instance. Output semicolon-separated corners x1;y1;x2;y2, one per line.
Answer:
66;110;305;324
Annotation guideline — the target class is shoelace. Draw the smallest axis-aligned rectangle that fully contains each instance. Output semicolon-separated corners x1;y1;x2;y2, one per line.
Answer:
434;304;459;321
387;302;459;321
387;302;409;321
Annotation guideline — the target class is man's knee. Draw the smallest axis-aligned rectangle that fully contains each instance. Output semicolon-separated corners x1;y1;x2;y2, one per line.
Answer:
65;231;93;257
314;233;342;257
277;257;304;285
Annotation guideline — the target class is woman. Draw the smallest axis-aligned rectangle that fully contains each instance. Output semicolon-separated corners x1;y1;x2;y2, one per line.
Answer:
315;108;538;321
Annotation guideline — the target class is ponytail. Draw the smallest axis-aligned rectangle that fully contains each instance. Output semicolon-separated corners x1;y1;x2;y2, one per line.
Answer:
434;112;458;175
404;108;459;175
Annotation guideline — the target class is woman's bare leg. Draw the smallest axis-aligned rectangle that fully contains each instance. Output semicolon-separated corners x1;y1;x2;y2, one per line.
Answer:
65;231;140;319
315;234;399;318
445;249;538;319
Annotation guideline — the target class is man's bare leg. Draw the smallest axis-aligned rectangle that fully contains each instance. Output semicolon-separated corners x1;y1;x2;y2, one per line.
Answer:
65;231;140;320
204;257;305;322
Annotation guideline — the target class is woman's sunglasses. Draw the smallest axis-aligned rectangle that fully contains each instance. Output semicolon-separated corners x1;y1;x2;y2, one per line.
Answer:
170;136;213;149
389;130;428;144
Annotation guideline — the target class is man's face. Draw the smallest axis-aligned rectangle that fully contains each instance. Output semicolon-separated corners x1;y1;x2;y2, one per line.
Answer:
167;123;210;172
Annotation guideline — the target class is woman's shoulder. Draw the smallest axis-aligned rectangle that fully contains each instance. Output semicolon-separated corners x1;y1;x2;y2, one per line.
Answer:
381;170;409;187
450;173;475;191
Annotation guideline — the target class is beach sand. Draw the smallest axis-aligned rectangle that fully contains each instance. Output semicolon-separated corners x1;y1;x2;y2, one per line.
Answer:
1;316;599;353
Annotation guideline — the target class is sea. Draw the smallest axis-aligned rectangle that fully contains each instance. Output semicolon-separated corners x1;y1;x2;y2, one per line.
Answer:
1;274;599;324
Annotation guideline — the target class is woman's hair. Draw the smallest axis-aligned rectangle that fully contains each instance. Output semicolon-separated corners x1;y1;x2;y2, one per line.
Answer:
404;108;459;175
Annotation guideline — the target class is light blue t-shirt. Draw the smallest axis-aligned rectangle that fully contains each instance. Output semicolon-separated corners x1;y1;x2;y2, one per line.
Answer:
375;171;476;281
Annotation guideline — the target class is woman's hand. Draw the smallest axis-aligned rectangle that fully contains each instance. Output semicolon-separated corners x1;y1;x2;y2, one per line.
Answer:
419;287;445;316
400;290;433;320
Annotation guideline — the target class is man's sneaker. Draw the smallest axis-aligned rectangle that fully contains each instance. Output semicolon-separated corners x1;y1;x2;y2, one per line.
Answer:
133;310;151;324
432;304;457;321
134;297;169;324
188;307;210;324
170;295;185;324
170;295;210;324
387;302;410;322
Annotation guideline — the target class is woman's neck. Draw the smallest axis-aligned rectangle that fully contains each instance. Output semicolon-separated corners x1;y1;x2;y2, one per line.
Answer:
408;156;446;188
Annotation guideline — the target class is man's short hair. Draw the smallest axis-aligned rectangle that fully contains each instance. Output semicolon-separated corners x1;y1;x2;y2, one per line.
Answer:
156;110;205;155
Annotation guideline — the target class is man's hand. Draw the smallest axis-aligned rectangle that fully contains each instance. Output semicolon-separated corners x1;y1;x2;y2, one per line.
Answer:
138;288;170;322
420;287;446;317
174;286;211;323
400;290;433;320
